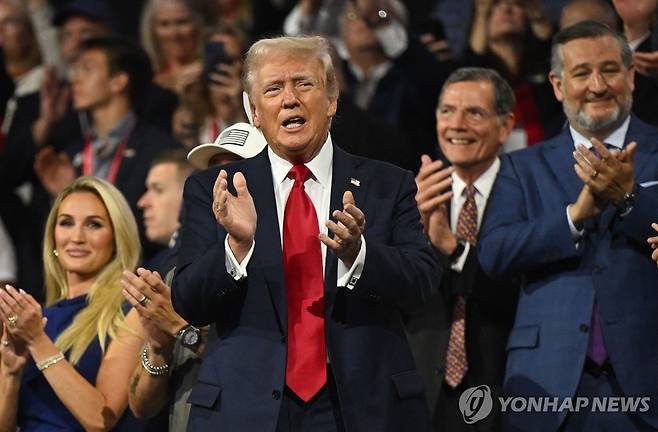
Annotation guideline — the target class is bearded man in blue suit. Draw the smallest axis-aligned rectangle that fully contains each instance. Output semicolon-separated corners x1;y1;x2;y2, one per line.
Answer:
479;21;658;432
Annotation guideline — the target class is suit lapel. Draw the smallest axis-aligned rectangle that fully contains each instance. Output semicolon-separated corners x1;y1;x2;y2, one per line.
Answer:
625;116;658;182
324;146;363;295
541;129;582;202
248;149;287;334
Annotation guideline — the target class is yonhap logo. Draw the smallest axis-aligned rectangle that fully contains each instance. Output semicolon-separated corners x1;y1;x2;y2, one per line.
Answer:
459;385;493;424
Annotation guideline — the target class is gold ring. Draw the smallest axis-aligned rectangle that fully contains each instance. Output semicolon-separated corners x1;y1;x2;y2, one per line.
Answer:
138;295;149;307
7;314;18;327
1;340;8;346
591;171;599;179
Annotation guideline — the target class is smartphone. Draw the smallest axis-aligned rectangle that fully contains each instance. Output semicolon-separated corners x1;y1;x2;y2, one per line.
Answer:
203;41;231;81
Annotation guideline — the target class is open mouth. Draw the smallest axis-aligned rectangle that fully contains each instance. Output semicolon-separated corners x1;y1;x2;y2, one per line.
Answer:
282;116;306;129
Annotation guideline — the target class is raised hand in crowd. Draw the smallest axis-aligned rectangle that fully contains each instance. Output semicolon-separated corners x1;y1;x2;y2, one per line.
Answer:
208;61;248;124
33;146;76;197
414;155;455;255
32;66;70;148
633;50;658;79
155;60;203;97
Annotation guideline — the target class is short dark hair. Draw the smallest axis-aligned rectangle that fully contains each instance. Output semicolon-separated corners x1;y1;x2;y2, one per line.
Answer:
78;36;153;108
150;149;194;181
438;67;516;117
551;20;632;76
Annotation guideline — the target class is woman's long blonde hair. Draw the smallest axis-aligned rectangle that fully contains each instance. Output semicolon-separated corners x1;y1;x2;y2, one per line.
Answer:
43;177;140;364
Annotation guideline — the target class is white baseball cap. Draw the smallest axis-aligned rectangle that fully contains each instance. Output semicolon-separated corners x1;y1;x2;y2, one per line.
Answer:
187;122;267;170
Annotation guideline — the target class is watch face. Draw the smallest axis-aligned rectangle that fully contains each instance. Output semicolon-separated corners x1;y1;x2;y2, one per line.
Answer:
182;328;200;347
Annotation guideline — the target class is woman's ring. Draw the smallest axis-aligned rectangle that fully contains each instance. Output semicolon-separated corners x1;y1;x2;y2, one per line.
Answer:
138;295;150;307
7;314;18;327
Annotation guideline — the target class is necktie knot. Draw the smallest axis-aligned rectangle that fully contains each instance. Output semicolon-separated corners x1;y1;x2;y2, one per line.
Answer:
288;164;312;187
463;183;477;199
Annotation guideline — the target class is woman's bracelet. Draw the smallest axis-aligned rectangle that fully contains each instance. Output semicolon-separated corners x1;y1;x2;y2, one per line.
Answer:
140;343;169;376
37;352;65;371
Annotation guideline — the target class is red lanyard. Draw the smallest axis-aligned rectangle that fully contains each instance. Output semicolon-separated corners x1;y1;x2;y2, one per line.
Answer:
82;136;128;184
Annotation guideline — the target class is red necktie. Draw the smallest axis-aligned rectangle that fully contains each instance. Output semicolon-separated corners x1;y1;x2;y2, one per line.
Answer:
445;184;477;388
283;164;326;401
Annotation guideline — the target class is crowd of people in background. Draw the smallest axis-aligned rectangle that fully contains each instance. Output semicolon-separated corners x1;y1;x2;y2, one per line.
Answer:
0;0;658;431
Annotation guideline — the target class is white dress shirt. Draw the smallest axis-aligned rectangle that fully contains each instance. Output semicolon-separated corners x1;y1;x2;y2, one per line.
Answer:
566;116;631;239
450;158;500;272
225;134;366;289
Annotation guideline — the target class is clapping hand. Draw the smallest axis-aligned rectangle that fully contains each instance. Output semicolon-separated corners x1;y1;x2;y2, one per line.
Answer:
213;170;257;263
415;155;456;255
320;191;365;269
122;268;187;350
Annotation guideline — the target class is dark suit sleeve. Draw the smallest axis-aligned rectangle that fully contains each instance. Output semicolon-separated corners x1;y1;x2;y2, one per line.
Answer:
355;170;440;313
171;172;241;326
478;155;583;279
611;184;658;244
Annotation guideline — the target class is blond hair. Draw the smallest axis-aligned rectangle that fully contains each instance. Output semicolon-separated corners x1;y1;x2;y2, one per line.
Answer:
242;35;339;102
43;177;141;364
140;0;203;71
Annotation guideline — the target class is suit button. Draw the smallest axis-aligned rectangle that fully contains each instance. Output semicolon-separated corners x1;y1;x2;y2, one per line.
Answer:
593;265;604;274
272;390;281;400
281;336;286;343
580;324;589;333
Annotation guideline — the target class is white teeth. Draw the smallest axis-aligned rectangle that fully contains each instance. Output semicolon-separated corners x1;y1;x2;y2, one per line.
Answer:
284;123;303;129
450;139;471;145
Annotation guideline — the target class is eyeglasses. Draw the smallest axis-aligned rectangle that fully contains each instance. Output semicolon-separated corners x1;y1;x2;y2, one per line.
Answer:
437;106;497;124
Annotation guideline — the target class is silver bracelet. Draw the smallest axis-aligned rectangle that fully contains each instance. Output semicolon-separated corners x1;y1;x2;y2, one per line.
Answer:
37;352;65;371
140;343;169;376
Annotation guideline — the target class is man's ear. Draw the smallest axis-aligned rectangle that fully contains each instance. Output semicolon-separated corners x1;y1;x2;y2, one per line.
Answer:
548;71;564;102
327;97;337;118
498;112;516;144
251;101;260;128
110;72;130;96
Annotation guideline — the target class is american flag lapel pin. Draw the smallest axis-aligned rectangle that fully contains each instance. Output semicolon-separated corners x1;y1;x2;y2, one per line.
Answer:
123;148;136;158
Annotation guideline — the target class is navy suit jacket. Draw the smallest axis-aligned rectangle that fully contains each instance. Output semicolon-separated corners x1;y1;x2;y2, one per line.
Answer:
478;116;658;431
171;144;439;431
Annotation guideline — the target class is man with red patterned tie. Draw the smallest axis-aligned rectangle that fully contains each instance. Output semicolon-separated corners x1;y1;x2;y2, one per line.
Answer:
171;35;438;432
406;67;520;432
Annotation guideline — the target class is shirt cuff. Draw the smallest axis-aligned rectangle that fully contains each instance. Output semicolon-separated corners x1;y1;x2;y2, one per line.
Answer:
376;20;408;59
566;205;585;240
450;242;470;273
224;235;255;280
337;235;366;290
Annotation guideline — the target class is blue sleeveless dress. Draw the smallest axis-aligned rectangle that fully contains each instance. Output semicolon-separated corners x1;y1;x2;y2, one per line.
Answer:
17;295;143;431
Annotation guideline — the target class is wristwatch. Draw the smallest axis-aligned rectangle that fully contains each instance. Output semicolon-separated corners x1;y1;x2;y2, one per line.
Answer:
449;240;466;262
176;325;201;351
614;184;638;215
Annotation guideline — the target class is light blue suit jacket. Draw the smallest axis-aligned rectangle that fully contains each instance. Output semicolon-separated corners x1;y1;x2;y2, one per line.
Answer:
478;116;658;431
